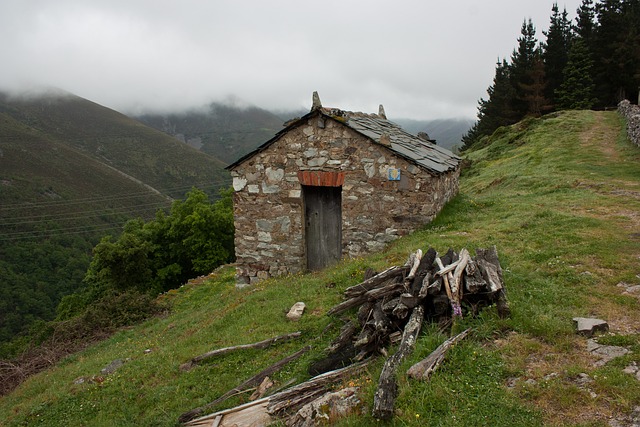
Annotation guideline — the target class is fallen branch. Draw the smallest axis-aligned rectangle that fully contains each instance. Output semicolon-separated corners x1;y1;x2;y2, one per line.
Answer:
180;331;302;371
372;305;425;420
343;266;408;298
178;345;311;424
407;328;471;380
183;360;372;426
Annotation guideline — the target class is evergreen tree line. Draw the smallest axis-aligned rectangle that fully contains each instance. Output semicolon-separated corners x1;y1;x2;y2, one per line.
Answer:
462;0;640;150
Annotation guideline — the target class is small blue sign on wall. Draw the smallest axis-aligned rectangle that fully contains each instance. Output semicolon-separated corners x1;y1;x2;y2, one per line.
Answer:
388;168;401;181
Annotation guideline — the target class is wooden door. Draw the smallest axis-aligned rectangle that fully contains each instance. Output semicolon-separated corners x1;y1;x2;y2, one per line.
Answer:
304;185;342;271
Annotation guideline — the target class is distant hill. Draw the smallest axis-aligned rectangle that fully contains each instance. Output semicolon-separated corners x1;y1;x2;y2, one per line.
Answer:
0;89;231;347
135;103;285;165
395;117;474;152
0;89;230;198
136;103;473;162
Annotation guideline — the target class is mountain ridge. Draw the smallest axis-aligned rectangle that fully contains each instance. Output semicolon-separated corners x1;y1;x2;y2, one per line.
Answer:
0;89;231;346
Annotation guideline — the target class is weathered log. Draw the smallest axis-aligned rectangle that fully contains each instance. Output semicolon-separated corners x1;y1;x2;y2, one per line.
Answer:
399;293;419;309
391;302;409;319
407;328;471;380
418;273;441;299
430;294;451;318
382;297;400;313
178;345;311;424
184;361;372;427
435;259;461;277
450;249;470;298
343;266;408;298
435;257;454;301
325;322;357;354
406;249;423;280
267;360;372;416
463;259;486;293
357;301;374;325
372;302;391;333
372;305;425;420
329;280;403;316
250;376;274;400
354;326;375;348
309;342;357;376
181;331;303;371
475;246;504;292
410;247;437;294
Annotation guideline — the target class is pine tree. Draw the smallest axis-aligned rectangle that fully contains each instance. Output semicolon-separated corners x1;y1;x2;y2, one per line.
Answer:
591;0;640;105
575;0;596;42
510;19;539;117
555;38;597;109
521;48;551;116
461;59;518;150
542;3;573;108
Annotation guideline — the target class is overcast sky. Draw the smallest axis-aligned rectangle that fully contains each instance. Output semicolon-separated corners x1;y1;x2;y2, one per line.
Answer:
0;0;585;120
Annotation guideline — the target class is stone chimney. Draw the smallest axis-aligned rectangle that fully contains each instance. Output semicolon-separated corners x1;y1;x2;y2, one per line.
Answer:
417;132;436;144
311;91;322;111
378;104;387;119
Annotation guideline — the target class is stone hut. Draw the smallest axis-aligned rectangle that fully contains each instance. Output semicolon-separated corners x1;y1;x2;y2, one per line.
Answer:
227;93;461;286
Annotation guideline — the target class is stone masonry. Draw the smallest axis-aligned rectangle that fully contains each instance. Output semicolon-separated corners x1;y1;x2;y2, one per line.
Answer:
618;99;640;148
228;97;461;286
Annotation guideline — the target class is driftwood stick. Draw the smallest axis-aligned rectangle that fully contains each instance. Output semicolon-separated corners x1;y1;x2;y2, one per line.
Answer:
178;345;311;424
267;360;372;416
407;328;471;380
181;332;303;371
450;249;470;297
435;259;461;277
435;257;454;302
372;305;425;420
406;249;423;280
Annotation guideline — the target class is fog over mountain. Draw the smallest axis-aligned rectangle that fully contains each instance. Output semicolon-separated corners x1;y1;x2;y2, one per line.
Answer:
0;0;583;120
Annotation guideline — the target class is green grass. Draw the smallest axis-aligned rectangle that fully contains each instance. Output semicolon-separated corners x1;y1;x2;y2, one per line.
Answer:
1;110;639;426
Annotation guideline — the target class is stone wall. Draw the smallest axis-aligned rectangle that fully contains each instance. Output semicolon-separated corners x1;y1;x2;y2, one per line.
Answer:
618;100;640;147
230;112;460;286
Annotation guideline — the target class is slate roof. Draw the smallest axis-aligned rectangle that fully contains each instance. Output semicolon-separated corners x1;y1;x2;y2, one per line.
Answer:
226;106;461;175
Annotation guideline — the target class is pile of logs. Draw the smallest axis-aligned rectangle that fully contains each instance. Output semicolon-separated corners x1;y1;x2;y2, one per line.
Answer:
180;246;509;425
314;246;510;419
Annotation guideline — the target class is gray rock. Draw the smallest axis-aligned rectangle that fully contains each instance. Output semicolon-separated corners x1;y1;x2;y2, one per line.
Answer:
101;358;126;375
286;302;306;321
587;339;630;366
573;317;609;337
574;372;593;385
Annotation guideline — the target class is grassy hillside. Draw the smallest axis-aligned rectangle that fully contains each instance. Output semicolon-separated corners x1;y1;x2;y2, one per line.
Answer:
0;90;230;198
135;103;285;165
1;110;639;426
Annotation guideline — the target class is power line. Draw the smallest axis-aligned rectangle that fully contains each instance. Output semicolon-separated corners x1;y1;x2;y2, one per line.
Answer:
0;180;231;211
0;181;233;241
